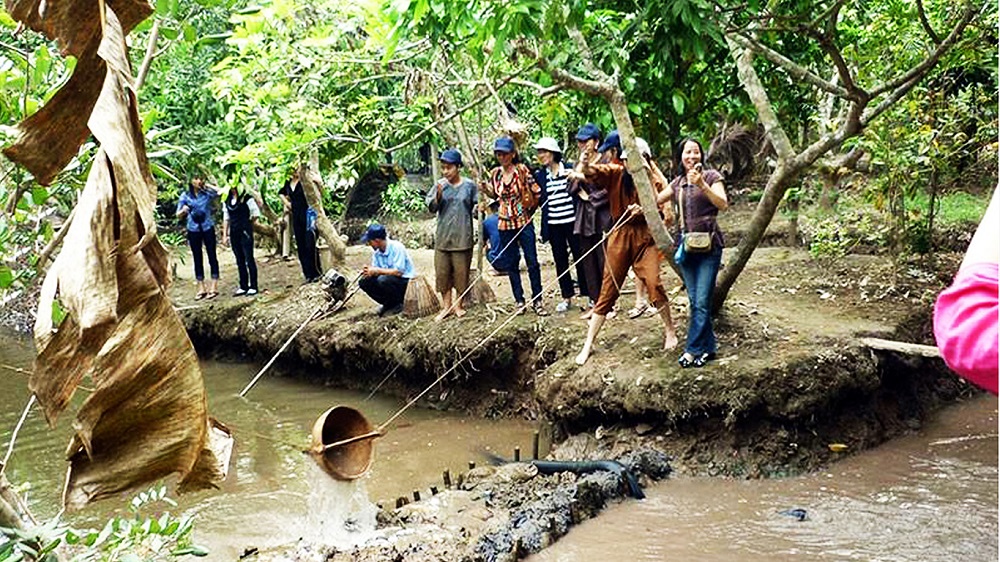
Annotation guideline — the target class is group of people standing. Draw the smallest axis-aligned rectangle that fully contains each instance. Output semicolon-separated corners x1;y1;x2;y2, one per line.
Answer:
175;169;325;300
424;123;729;368
176;176;263;299
175;123;729;368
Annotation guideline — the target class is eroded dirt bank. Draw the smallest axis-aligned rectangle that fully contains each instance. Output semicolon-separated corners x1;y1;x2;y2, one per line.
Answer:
178;243;975;479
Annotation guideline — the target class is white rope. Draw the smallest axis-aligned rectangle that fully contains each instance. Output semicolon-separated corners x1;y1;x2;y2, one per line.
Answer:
376;209;635;431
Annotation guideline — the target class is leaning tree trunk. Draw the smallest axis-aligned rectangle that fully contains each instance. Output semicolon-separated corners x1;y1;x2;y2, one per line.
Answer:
298;152;346;266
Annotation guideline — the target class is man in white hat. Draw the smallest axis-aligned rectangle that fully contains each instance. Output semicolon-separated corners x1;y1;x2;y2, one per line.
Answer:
534;137;588;313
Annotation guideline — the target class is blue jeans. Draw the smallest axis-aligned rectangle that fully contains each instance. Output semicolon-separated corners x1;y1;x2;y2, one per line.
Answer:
679;247;722;355
499;223;542;304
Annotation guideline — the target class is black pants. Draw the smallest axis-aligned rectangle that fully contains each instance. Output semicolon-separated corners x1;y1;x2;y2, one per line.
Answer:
578;232;605;303
188;228;219;281
359;274;408;308
230;227;258;291
292;213;320;280
547;222;588;299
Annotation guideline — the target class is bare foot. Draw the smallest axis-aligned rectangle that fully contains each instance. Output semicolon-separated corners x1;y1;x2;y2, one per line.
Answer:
453;307;467;318
434;309;452;322
663;330;679;350
574;346;591;365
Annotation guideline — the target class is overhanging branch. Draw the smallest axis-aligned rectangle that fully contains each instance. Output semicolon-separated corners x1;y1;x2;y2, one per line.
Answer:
728;32;850;99
868;2;975;99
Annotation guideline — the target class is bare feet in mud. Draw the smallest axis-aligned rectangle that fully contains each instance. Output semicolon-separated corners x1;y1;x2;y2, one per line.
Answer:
574;345;591;365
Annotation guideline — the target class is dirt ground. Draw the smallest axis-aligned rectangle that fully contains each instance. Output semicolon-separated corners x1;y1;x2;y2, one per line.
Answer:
172;206;973;479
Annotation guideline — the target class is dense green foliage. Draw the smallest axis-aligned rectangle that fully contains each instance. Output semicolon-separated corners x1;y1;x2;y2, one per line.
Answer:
0;0;996;296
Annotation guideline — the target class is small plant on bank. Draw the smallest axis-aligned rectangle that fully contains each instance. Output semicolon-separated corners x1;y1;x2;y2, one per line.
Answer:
0;485;207;562
380;176;424;219
800;205;891;262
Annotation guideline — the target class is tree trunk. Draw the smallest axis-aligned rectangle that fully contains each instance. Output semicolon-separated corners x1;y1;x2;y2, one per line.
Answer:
298;152;346;267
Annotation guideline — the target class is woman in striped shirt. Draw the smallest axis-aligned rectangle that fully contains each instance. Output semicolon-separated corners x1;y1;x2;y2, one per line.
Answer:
534;137;588;313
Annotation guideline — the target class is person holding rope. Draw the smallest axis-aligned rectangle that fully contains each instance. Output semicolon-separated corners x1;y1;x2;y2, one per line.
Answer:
482;136;548;316
573;134;678;365
568;124;612;319
358;223;416;317
425;148;477;321
660;137;728;368
534;137;587;314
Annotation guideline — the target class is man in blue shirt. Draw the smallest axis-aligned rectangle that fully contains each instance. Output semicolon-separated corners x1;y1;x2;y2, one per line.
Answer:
359;223;416;316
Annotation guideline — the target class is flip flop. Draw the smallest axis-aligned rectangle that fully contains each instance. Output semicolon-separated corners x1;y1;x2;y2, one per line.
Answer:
206;292;219;299
195;292;207;300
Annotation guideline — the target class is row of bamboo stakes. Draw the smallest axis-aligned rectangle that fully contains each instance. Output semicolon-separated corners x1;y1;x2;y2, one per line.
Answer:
381;430;544;510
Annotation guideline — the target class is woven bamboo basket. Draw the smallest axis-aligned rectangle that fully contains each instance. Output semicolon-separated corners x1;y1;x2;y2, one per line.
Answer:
403;275;440;318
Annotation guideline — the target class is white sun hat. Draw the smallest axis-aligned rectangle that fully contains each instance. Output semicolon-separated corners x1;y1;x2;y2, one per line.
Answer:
620;137;652;160
534;137;562;154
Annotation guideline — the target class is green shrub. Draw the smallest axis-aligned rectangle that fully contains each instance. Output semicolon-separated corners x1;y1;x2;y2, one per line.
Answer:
0;486;207;562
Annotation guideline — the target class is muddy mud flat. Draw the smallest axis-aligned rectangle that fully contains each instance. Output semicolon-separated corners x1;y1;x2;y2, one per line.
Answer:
170;237;978;560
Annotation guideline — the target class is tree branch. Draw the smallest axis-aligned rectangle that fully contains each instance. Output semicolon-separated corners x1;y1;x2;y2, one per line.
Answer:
509;78;565;96
567;25;611;82
728;32;851;99
384;61;538;154
916;0;942;44
726;34;796;163
35;206;76;270
868;2;975;99
134;18;160;92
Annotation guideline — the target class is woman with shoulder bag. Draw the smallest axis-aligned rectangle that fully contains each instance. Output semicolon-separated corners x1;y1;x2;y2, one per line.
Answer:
660;137;728;368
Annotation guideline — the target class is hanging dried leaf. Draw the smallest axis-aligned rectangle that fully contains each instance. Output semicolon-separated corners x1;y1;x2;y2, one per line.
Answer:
10;3;232;509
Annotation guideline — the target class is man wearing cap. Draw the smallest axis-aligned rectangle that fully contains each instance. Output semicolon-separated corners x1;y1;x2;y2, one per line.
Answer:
534;136;587;313
568;123;612;318
426;148;477;321
483;136;547;315
359;224;416;316
573;134;678;365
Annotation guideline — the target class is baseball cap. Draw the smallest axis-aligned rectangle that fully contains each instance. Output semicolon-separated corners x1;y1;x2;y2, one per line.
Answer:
493;137;516;153
597;130;621;153
360;223;387;242
575;123;601;142
439;148;463;165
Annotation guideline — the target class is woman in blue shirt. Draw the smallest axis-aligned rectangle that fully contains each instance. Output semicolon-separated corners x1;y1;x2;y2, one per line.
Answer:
176;176;221;299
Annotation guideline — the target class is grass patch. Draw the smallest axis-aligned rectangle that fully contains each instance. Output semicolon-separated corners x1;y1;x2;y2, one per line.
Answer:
907;190;990;225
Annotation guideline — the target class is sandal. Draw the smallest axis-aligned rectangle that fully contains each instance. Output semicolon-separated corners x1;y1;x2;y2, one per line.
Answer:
206;291;219;300
627;304;651;319
693;353;712;368
678;352;695;368
195;292;207;300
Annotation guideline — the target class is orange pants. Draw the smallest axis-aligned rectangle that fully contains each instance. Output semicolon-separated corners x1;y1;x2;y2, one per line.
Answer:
593;223;668;315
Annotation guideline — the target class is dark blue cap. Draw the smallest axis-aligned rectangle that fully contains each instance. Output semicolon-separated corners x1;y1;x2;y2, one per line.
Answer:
360;223;387;242
439;148;463;165
597;130;620;153
493;136;516;153
576;123;601;142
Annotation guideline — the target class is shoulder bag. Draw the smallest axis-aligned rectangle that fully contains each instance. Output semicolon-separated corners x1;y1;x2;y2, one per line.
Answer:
679;184;712;253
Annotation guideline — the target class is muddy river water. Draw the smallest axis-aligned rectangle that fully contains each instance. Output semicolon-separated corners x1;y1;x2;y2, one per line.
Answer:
1;333;997;561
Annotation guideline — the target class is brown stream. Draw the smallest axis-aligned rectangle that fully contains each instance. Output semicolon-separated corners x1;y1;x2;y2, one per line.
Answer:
2;333;997;561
